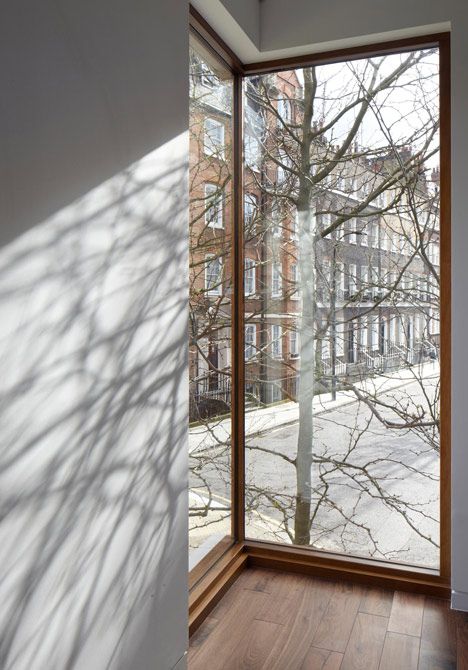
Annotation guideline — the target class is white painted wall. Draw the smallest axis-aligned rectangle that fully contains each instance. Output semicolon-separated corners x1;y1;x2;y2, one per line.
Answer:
204;0;468;611
0;2;189;668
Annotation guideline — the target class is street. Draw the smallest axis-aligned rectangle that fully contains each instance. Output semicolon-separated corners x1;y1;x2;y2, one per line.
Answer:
190;366;440;569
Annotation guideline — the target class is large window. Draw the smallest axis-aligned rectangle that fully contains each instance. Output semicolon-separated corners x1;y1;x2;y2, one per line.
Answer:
243;48;442;569
189;17;449;593
189;38;234;573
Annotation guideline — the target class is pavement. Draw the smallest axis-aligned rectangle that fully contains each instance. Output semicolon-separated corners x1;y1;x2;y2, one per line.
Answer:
189;360;439;452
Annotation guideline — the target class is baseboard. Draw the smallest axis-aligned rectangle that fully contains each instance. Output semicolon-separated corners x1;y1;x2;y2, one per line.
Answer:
451;589;468;612
245;541;450;598
189;543;248;635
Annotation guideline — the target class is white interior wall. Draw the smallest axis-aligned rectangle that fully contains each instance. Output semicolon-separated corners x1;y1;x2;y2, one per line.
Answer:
0;1;189;669
209;0;468;611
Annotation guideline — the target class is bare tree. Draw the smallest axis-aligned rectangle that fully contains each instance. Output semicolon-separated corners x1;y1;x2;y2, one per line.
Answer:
189;44;441;565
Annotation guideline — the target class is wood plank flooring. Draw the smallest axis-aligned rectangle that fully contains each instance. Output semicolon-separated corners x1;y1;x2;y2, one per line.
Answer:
189;568;468;670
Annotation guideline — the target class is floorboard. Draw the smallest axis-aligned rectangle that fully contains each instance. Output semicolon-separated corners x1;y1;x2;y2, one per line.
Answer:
388;591;425;637
312;581;363;653
340;612;387;670
379;631;420;670
188;568;468;670
418;597;457;669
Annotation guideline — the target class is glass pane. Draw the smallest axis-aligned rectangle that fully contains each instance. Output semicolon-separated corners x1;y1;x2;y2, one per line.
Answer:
189;37;234;571
243;50;440;568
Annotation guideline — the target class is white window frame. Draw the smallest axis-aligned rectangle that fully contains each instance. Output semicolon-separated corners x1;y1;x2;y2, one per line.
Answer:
360;265;368;288
272;263;282;297
291;208;299;240
289;329;299;358
371;265;380;297
244;193;258;226
360;221;368;246
348;264;357;294
322;212;332;229
277;149;289;185
277;97;292;123
245;324;256;360
336;320;345;357
200;61;217;89
360;317;368;347
245;133;260;171
205;183;223;228
371;316;379;351
271;324;283;359
271;209;282;238
381;229;389;251
244;258;256;296
205;254;223;295
336;262;345;300
204;118;225;157
290;263;300;300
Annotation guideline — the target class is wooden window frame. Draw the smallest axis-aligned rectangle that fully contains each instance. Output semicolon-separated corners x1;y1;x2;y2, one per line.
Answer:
189;6;451;635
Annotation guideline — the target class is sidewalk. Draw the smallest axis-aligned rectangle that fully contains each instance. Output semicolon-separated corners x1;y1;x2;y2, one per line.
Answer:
189;360;439;453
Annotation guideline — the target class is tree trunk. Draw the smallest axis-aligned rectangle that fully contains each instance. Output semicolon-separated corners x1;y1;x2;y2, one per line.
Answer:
294;207;315;545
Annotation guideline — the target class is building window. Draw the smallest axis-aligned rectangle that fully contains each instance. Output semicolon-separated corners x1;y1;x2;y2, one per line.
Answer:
360;266;369;297
277;97;292;123
360;221;368;246
360;317;368;348
272;263;282;297
270;382;283;403
349;218;357;244
244;258;256;296
244;193;258;226
245;133;260;170
205;255;223;295
371;317;379;350
428;240;440;266
321;212;332;229
271;209;282;237
290;208;299;240
371;266;380;297
277;164;285;184
290;329;299;357
336;320;345;356
370;222;379;248
290;263;300;300
204;117;225;157
271;324;283;358
245;324;256;359
348;264;357;295
200;61;218;88
205;183;223;228
399;233;406;255
381;229;389;251
277;150;292;185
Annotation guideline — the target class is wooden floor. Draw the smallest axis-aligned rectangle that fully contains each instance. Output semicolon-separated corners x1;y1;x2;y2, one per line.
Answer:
189;568;468;670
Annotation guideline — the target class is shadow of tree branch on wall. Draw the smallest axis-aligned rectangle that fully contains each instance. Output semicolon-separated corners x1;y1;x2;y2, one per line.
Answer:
0;136;189;670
